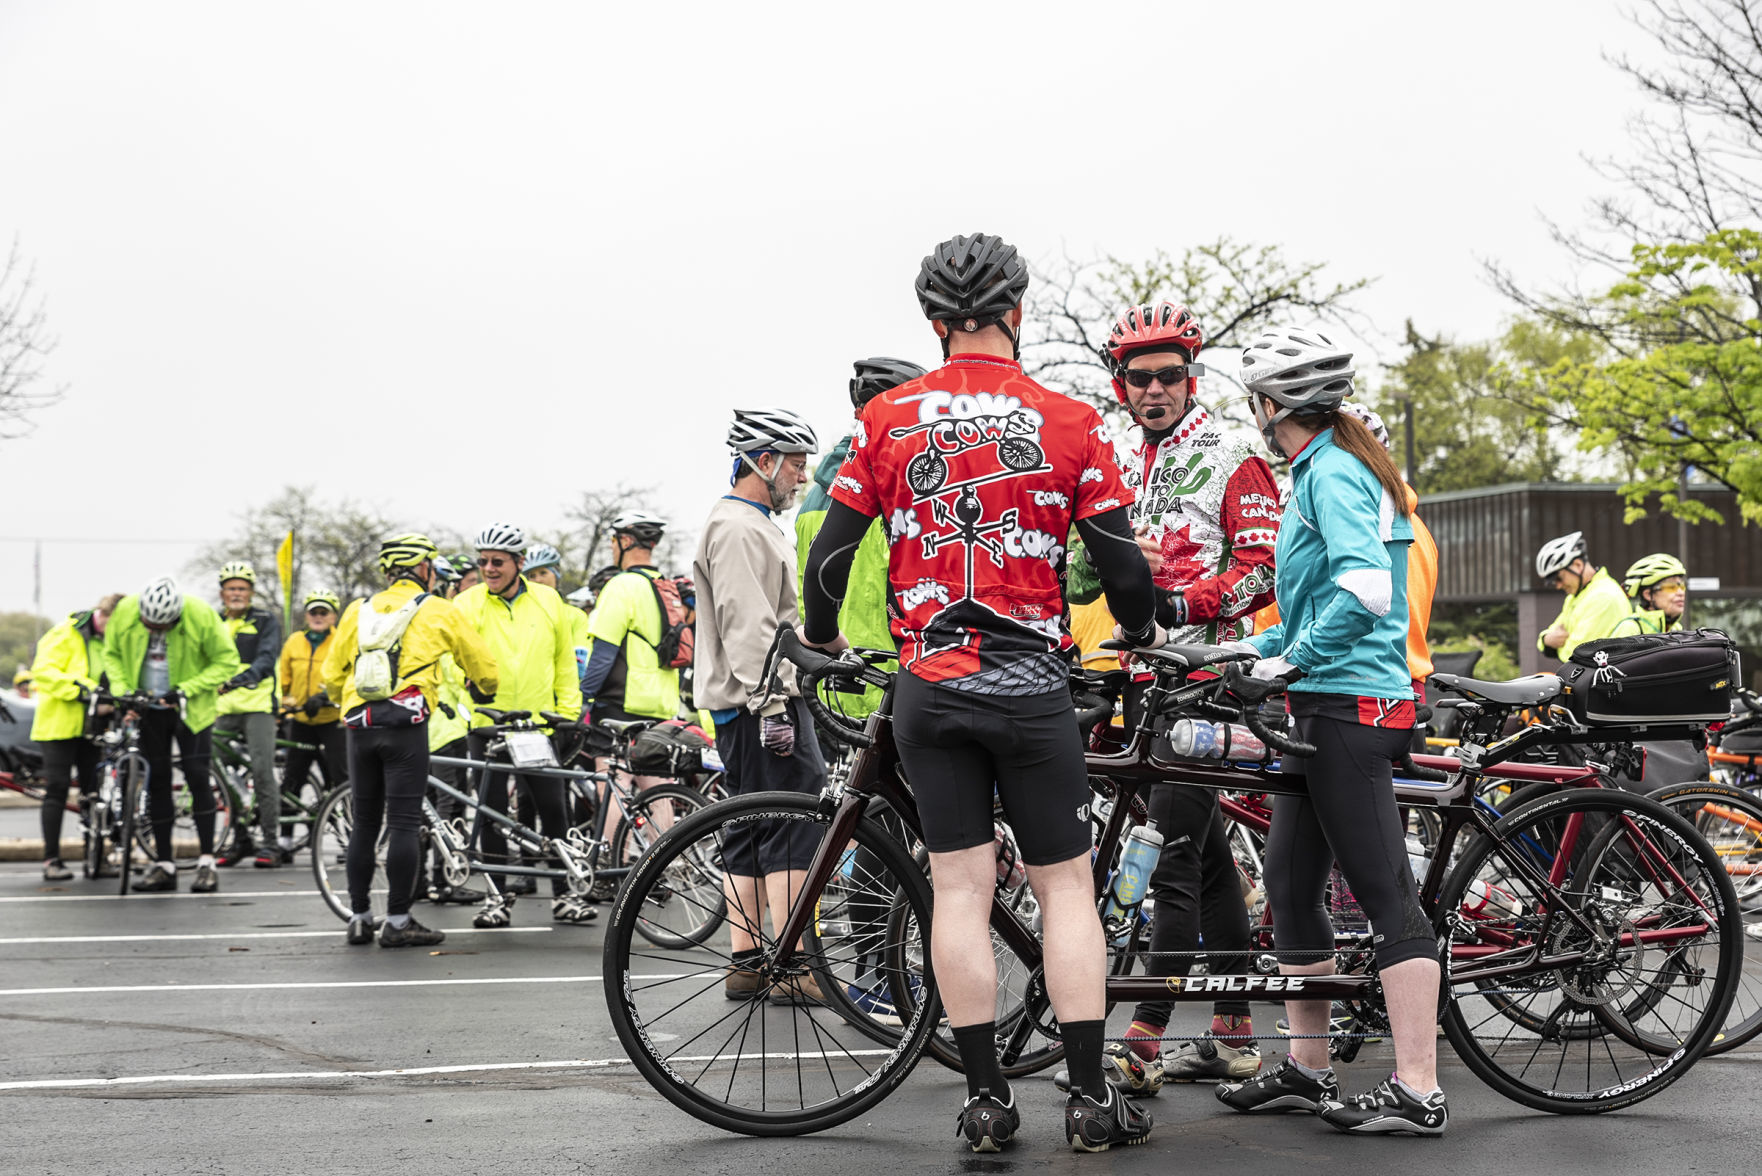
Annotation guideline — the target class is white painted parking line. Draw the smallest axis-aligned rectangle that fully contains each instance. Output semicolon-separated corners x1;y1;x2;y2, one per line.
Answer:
0;973;691;998
0;1049;898;1092
0;890;318;903
0;928;554;945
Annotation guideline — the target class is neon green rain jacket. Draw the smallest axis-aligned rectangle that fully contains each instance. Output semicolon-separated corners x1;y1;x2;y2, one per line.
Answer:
102;595;242;733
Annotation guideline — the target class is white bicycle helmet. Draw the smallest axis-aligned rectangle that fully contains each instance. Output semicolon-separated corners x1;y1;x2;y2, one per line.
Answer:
524;543;562;573
1339;402;1391;451
1241;328;1355;456
138;577;184;626
1535;531;1587;580
565;585;596;609
473;522;527;554
611;511;668;545
727;408;819;456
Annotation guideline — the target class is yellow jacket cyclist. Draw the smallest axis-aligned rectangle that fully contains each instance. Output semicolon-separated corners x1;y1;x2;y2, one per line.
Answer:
213;561;285;868
103;578;242;893
452;522;591;928
1533;531;1631;661
29;595;120;879
277;589;348;839
323;534;498;947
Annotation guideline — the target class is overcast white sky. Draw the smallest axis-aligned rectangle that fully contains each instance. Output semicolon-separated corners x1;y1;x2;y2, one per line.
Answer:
0;1;1659;616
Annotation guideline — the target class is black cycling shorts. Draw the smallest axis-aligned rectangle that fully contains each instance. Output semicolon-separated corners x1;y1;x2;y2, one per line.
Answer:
1265;705;1435;971
893;671;1090;867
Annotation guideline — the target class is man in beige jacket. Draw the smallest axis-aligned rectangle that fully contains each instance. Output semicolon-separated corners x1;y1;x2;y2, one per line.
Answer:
693;407;827;1004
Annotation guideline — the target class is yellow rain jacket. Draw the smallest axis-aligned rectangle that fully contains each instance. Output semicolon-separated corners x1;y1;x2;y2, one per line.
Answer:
29;614;103;742
451;579;582;725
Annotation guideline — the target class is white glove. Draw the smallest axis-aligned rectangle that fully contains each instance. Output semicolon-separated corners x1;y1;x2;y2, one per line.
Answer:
1220;641;1259;657
1250;656;1297;681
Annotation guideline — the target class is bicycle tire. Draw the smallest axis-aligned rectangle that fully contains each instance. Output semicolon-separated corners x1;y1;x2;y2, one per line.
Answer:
134;763;238;868
603;791;940;1136
607;783;726;948
1439;788;1741;1113
82;786;108;881
1629;781;1762;1054
1486;776;1762;1054
311;784;430;922
117;756;142;895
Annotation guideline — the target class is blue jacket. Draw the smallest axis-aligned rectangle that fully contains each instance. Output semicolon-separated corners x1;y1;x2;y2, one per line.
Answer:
1249;429;1413;700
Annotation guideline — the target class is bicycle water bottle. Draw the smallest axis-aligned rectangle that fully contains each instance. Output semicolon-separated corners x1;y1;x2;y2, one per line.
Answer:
1166;718;1271;764
1102;823;1164;928
1405;834;1431;883
1461;878;1524;920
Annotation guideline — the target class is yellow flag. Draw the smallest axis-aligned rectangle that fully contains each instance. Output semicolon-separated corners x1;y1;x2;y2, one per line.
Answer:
276;531;295;630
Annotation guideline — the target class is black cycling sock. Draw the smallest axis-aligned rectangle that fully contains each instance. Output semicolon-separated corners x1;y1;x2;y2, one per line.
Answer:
731;947;762;968
951;1022;1008;1101
1063;1019;1110;1101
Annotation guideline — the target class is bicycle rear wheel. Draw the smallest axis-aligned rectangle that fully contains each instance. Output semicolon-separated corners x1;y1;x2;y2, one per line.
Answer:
604;791;939;1136
311;784;428;922
608;783;726;948
1441;788;1741;1113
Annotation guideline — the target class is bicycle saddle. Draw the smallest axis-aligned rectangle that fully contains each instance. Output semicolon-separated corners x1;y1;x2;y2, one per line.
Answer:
600;718;657;737
1430;672;1563;706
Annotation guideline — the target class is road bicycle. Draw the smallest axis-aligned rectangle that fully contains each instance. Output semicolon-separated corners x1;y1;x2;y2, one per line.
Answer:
311;709;719;928
209;712;329;864
603;629;1741;1135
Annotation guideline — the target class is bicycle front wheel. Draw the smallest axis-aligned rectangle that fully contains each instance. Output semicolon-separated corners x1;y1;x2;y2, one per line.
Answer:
603;791;939;1136
1441;788;1741;1113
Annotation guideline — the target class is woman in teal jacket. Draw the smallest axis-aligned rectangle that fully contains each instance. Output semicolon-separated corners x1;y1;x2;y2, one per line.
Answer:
29;594;120;880
1215;329;1447;1137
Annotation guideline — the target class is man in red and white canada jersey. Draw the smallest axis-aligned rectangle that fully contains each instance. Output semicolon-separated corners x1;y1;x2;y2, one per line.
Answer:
802;232;1163;1154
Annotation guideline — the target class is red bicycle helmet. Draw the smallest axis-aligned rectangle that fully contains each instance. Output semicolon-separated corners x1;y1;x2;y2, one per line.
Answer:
1107;301;1205;405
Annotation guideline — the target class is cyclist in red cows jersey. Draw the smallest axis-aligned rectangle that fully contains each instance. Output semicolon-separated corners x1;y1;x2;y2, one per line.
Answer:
1060;302;1278;1092
803;233;1164;1154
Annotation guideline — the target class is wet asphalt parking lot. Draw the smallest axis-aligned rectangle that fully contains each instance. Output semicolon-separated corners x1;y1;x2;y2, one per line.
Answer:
1;856;1759;1176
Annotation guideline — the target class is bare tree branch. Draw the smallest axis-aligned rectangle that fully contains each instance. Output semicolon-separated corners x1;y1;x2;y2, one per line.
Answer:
0;238;65;440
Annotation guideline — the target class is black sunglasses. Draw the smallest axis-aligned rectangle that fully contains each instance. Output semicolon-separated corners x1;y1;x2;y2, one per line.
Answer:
1122;363;1204;388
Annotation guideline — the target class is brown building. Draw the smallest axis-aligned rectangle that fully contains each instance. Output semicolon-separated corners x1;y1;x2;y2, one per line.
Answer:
1419;482;1762;684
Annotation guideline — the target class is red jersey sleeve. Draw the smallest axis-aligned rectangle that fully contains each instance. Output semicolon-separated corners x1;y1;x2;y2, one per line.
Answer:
1072;409;1133;521
1179;454;1280;622
828;410;882;519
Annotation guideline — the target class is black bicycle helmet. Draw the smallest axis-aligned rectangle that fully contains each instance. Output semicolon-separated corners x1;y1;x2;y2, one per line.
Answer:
915;233;1029;342
849;357;928;411
587;564;621;595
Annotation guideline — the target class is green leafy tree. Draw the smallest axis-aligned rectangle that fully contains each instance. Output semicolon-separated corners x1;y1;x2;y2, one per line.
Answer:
1369;318;1605;495
1023;238;1371;427
1519;231;1762;523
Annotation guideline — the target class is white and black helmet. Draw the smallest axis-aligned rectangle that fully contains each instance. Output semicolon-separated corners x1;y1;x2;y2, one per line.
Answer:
727;408;819;456
1339;402;1391;451
473;522;527;554
611;511;668;545
138;577;184;626
1536;531;1588;580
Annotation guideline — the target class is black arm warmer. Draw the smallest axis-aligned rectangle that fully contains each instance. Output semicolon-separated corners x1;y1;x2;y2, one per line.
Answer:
801;499;873;646
1073;507;1157;644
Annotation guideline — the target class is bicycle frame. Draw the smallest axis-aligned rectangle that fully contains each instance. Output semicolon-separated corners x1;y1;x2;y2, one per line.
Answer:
769;670;1723;1038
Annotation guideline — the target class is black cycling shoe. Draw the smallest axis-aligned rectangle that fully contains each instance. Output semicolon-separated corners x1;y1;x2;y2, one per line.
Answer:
1216;1055;1339;1114
1064;1085;1152;1153
379;917;445;948
956;1088;1019;1153
190;864;219;893
133;864;178;893
1318;1077;1448;1136
346;916;379;946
